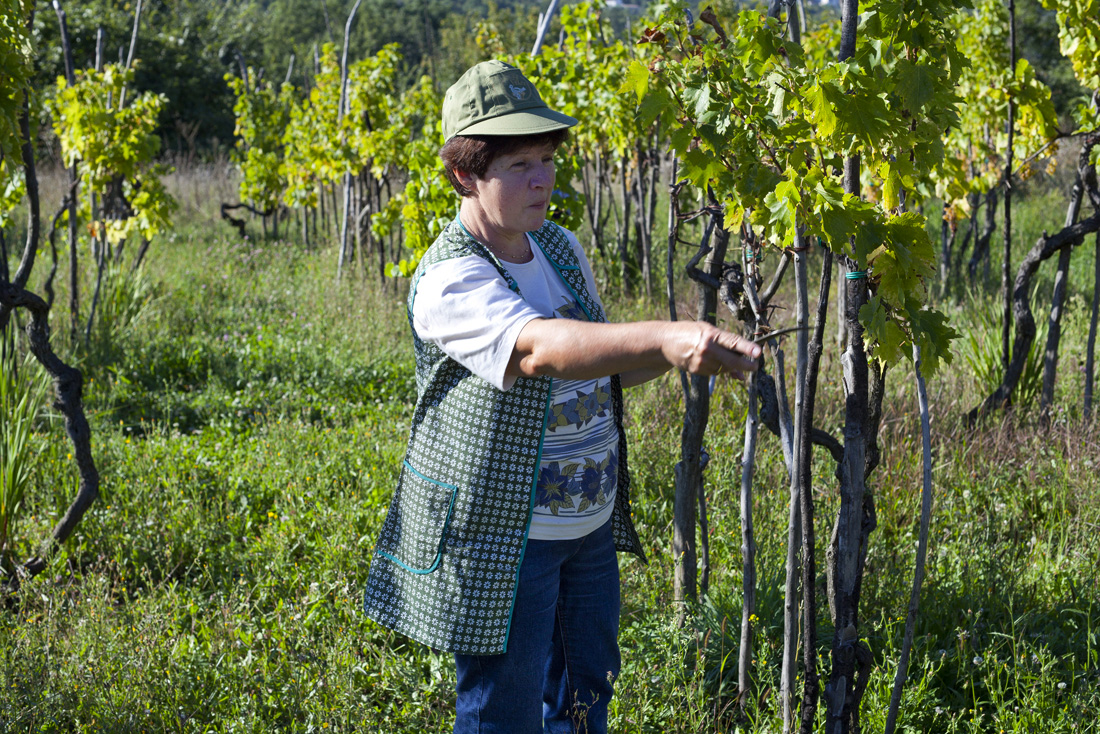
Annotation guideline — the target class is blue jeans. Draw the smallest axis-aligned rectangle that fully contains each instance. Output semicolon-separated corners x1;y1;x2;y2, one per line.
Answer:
453;518;621;734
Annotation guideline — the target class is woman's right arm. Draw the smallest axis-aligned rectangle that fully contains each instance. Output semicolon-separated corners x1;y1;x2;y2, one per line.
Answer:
507;318;761;386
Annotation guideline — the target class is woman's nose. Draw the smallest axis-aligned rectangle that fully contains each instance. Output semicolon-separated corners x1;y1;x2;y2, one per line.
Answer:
531;162;553;188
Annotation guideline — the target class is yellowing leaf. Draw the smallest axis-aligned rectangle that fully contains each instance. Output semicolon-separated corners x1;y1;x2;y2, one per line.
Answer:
618;60;651;103
880;161;903;210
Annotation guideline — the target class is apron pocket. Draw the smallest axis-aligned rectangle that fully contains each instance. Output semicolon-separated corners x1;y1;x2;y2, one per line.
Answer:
375;460;458;573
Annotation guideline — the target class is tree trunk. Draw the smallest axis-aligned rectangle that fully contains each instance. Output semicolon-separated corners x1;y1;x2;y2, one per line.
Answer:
52;0;81;346
955;177;978;273
66;176;79;345
338;171;353;279
969;184;998;281
1040;246;1072;421
618;160;633;295
376;178;386;283
581;153;603;257
826;258;871;733
827;6;868;725
644;140;659;295
330;185;339;242
883;345;935;734
939;204;955;296
698;460;711;595
1086;231;1099;419
130;238;151;272
673;211;727;612
836;260;848;347
1040;156;1088;420
1002;0;1016;371
742;237;800;720
783;229;809;733
738;366;758;704
798;247;831;734
0;49;101;590
631;145;651;296
530;0;561;56
84;230;107;342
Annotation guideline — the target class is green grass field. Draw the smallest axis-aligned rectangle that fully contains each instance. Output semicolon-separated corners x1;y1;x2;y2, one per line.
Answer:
2;171;1099;732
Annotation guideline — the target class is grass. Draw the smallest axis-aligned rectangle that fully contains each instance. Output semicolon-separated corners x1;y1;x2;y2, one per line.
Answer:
0;339;53;573
0;164;1098;731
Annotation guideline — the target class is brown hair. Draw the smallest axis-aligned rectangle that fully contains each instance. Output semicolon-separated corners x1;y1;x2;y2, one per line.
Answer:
440;130;570;197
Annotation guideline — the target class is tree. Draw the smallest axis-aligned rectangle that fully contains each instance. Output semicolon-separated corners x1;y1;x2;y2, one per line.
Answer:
630;1;960;728
0;0;101;591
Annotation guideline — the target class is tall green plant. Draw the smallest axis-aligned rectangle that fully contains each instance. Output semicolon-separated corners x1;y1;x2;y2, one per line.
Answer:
960;288;1047;407
89;264;159;347
0;342;51;568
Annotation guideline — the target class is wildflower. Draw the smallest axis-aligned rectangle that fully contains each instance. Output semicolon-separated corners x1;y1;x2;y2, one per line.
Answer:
972;655;983;665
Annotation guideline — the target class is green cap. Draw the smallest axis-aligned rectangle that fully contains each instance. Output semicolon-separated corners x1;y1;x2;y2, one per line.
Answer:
442;60;578;142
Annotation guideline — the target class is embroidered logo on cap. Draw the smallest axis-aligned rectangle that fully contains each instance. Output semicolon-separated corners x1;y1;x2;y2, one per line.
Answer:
508;83;529;101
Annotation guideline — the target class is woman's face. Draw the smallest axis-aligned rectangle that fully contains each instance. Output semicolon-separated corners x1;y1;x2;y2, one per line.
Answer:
462;142;556;248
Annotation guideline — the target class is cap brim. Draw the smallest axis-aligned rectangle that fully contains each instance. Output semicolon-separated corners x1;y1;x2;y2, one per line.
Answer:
451;108;578;139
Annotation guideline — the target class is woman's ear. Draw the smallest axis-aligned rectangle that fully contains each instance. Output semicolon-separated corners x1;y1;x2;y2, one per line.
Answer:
453;168;477;193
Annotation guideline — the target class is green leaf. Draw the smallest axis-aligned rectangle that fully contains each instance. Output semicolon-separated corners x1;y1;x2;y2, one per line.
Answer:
636;86;672;128
861;296;907;366
682;85;715;124
618;60;651;103
763;178;800;245
803;81;839;137
681;148;726;189
909;301;958;375
894;58;937;113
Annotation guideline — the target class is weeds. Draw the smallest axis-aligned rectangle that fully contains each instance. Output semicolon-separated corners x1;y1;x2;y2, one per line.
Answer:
958;286;1048;407
1;176;1098;730
0;336;52;575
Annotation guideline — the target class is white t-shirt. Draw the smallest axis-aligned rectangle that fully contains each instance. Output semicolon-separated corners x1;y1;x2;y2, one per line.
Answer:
412;230;617;540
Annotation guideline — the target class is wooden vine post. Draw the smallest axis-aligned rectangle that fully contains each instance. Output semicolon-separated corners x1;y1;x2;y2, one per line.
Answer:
336;0;363;280
50;0;80;346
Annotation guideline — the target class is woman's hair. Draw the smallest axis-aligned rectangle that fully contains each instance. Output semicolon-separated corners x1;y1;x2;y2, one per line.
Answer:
440;129;570;197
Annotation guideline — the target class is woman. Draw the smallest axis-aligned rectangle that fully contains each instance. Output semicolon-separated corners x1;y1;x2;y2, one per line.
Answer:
363;60;761;733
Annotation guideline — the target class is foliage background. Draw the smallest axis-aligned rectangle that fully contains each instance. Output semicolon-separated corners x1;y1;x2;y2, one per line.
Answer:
2;0;1099;731
26;0;1087;157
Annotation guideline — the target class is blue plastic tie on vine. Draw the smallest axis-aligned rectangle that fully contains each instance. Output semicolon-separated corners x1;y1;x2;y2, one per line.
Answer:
845;270;868;280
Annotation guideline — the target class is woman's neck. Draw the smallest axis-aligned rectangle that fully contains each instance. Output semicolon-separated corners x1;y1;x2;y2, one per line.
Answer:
459;201;533;263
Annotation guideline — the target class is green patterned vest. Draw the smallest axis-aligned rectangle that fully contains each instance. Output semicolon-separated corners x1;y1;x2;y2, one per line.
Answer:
362;217;645;656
